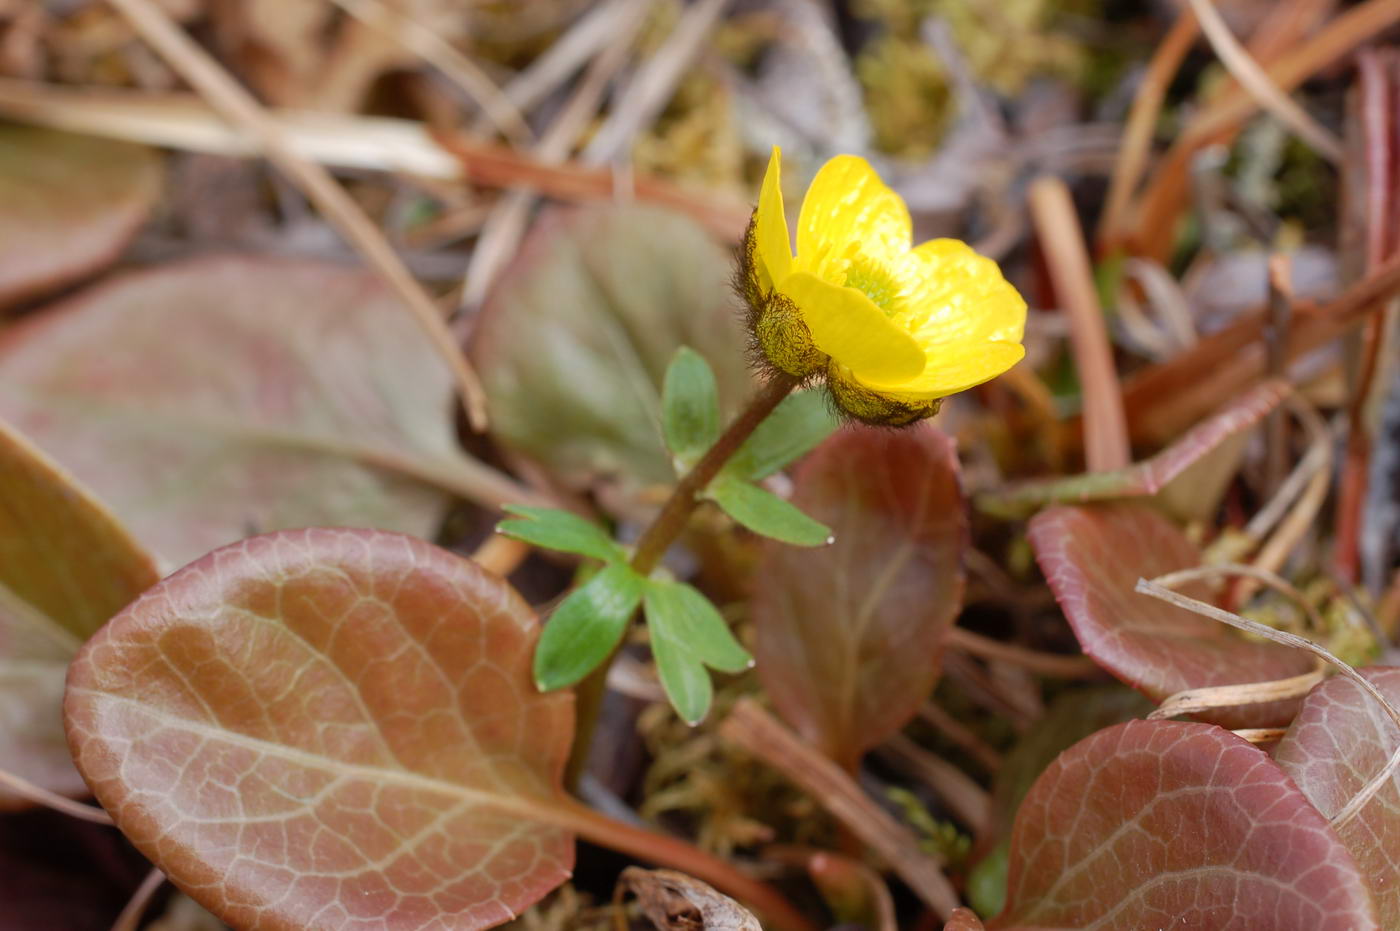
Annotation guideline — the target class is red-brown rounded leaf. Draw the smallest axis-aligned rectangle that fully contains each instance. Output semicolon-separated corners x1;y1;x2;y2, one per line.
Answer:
0;127;160;309
997;720;1379;929
0;256;524;567
1275;667;1400;926
752;424;967;767
65;529;575;930
1028;503;1313;727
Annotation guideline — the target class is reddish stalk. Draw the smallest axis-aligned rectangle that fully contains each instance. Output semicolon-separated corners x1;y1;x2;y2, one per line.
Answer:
1334;50;1398;583
720;699;960;920
1030;176;1131;471
1097;8;1199;251
1131;0;1400;261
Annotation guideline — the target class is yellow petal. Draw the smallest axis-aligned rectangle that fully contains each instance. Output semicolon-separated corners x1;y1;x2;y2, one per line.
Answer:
754;146;792;291
895;239;1027;346
859;341;1025;400
780;271;924;382
796;155;911;280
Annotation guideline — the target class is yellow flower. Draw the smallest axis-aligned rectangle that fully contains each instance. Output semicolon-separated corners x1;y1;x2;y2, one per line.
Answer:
743;146;1026;424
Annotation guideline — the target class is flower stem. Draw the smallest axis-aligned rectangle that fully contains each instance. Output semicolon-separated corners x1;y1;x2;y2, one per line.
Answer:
630;372;799;574
564;373;799;786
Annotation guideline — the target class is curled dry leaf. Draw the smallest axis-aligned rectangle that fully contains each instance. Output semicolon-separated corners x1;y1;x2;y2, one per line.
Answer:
620;867;762;931
0;256;535;567
978;380;1286;519
471;204;753;517
1275;667;1400;926
64;528;575;930
0;126;160;309
1028;503;1313;728
0;417;157;805
998;720;1379;930
752;424;967;769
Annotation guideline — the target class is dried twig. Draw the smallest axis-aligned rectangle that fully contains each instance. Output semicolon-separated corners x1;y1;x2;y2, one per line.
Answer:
104;0;490;429
1246;396;1332;587
1231;727;1289;744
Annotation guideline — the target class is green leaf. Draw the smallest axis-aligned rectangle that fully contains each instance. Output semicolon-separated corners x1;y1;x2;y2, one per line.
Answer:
726;389;839;481
647;611;714;726
533;563;643;690
661;347;721;467
497;505;625;563
644;580;752;673
706;475;832;547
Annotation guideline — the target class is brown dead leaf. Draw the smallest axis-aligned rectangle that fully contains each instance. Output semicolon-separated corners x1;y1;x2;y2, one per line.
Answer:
619;868;762;931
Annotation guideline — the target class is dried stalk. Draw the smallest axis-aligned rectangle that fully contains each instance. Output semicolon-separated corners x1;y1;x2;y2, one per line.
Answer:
948;626;1101;679
1135;577;1400;828
109;868;166;931
0;767;113;825
328;0;532;144
1151;669;1324;720
104;0;490;429
878;736;992;836
1185;0;1343;163
720;699;960;919
1029;175;1130;471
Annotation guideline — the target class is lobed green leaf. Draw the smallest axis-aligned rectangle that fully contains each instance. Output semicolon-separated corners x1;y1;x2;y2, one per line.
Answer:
706;475;831;547
661;347;721;468
533;563;644;690
497;505;626;564
726;389;839;481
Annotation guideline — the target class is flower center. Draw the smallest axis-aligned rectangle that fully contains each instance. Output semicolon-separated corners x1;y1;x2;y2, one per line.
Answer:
842;255;901;317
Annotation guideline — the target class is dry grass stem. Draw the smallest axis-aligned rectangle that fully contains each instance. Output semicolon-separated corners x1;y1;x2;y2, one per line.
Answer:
109;868;167;931
581;0;731;163
1135;577;1400;828
0;80;462;176
104;0;491;429
1185;0;1343;163
947;626;1101;679
0;767;114;825
328;0;532;145
915;701;1003;772
1097;9;1198;249
1150;670;1324;720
